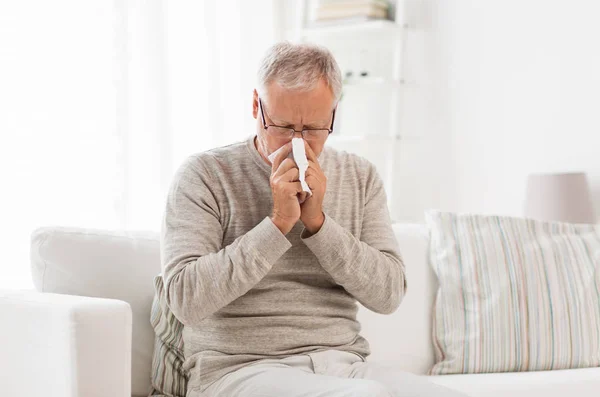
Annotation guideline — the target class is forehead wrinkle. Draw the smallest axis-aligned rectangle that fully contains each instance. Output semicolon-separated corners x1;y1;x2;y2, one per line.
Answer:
270;107;329;127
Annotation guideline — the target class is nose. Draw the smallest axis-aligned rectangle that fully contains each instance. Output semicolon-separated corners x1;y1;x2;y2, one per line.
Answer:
293;130;303;139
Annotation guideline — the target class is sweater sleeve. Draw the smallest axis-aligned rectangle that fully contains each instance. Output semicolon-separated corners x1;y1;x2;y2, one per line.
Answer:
160;155;292;328
300;164;407;314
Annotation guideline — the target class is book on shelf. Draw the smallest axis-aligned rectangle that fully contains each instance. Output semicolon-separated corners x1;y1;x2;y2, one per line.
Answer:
314;0;390;8
306;15;392;29
315;7;387;21
311;0;390;22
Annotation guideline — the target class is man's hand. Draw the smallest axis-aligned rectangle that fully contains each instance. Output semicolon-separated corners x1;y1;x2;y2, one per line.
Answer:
270;141;303;235
300;140;326;235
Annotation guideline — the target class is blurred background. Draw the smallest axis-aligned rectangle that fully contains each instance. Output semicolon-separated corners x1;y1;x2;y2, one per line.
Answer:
1;0;599;289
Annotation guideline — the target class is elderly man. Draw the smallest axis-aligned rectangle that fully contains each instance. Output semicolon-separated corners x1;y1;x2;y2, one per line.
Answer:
161;42;464;397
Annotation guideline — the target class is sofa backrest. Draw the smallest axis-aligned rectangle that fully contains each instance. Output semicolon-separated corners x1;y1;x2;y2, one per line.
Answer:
30;222;436;395
30;227;161;397
357;223;437;374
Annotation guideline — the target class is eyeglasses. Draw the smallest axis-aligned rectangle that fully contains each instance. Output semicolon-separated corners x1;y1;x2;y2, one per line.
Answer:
259;98;336;141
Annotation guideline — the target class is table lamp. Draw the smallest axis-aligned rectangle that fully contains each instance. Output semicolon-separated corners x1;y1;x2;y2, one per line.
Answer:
524;172;597;224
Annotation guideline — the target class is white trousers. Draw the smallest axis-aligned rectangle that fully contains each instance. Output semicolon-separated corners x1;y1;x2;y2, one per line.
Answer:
197;350;467;397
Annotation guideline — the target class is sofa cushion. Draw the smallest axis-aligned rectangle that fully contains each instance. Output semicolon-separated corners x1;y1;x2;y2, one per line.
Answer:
30;227;160;397
429;367;600;397
149;275;187;396
427;211;600;375
357;223;437;374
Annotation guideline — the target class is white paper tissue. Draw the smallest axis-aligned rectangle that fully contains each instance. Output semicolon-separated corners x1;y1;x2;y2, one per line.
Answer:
267;137;312;198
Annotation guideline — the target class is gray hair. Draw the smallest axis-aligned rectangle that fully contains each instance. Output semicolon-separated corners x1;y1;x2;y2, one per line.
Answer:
257;41;342;106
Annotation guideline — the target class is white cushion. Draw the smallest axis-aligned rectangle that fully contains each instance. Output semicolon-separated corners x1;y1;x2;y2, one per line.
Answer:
429;367;600;397
357;223;437;374
30;227;160;397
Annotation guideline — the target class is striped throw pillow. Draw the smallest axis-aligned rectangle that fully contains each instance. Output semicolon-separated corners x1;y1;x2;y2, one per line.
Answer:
427;211;600;375
149;274;188;397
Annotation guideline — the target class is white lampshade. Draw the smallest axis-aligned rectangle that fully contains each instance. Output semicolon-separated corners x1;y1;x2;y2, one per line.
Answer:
524;172;596;224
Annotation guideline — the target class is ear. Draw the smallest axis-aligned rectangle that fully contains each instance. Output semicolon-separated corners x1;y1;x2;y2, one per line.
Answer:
252;89;259;119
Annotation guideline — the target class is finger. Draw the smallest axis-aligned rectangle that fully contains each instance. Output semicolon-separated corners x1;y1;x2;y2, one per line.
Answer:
305;174;314;189
273;158;299;178
284;182;303;196
271;142;293;173
303;140;318;163
305;174;322;191
305;166;323;181
307;159;322;173
280;166;300;183
298;191;308;204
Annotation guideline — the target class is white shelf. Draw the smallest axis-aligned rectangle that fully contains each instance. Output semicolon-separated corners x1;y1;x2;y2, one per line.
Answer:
327;134;400;144
301;19;402;37
296;0;408;223
343;77;403;88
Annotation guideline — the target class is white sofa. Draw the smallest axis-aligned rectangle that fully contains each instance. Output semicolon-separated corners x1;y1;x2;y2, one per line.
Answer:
1;224;598;397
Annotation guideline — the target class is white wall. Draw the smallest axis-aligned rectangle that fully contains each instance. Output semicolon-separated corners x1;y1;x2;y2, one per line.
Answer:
426;0;600;218
280;0;600;222
279;0;457;222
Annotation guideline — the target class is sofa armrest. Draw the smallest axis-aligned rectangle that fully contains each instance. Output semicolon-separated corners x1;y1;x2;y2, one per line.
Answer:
0;290;132;397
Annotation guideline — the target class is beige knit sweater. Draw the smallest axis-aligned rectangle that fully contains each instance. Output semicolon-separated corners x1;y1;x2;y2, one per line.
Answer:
160;134;406;393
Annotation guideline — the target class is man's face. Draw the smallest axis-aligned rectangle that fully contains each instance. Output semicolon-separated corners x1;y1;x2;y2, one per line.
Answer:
252;79;335;164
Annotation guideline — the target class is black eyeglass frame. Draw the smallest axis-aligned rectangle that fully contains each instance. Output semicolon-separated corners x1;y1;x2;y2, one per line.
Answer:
258;97;336;139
